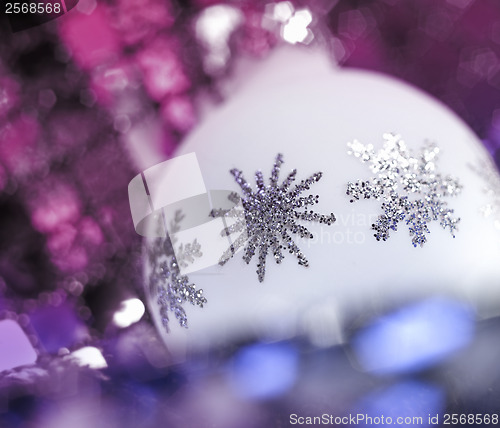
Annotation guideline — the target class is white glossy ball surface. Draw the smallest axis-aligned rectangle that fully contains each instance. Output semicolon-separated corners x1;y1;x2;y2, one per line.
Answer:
147;47;500;356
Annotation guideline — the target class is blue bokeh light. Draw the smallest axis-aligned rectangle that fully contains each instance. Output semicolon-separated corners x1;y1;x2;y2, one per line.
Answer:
228;342;299;400
30;302;87;353
352;297;475;374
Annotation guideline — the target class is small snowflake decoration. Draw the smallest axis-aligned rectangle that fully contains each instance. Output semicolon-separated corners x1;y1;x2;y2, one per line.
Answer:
210;154;336;282
148;211;206;332
346;133;462;247
469;157;500;230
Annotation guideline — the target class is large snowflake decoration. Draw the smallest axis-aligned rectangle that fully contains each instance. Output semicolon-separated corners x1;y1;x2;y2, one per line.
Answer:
346;133;462;247
210;154;336;282
147;211;206;331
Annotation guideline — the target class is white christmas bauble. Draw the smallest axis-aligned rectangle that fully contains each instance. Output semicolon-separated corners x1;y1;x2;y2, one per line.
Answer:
143;47;500;358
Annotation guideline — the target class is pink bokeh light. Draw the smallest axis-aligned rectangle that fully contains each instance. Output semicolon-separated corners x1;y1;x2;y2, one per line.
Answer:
59;5;121;70
0;114;39;174
136;37;191;101
30;184;81;233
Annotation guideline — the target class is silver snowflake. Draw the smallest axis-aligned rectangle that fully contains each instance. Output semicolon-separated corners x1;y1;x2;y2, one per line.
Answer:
469;157;500;230
148;211;206;331
210;154;336;282
346;133;462;247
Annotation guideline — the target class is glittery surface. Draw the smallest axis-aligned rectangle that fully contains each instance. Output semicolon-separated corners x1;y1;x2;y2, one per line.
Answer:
211;154;336;282
147;211;206;331
346;133;462;247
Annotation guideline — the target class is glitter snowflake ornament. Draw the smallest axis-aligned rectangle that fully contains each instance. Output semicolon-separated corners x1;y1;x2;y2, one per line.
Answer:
210;154;336;282
147;212;206;331
346;133;462;247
